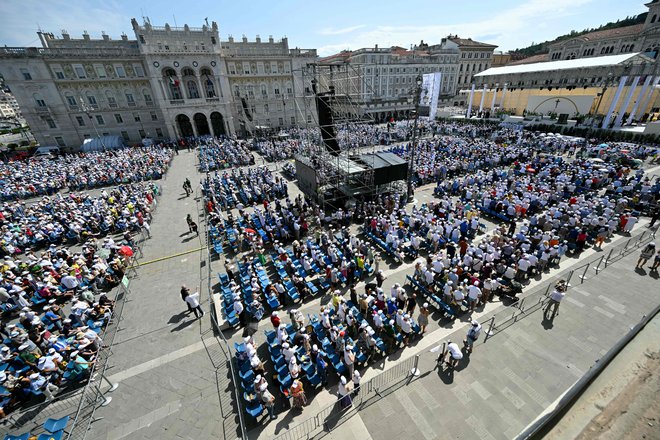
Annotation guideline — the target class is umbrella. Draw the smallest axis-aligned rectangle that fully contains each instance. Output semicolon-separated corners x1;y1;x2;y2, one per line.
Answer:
245;228;257;235
526;167;536;173
118;245;134;257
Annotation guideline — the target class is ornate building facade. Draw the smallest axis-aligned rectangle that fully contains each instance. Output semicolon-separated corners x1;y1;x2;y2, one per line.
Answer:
0;19;317;149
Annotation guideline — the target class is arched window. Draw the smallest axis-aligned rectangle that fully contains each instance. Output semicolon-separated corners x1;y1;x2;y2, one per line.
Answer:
163;68;182;100
629;44;634;52
181;67;195;77
186;80;200;99
652;14;657;23
199;68;216;98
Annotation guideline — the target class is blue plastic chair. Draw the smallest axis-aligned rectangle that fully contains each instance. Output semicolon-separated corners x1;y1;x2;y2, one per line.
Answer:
37;432;64;440
4;434;30;440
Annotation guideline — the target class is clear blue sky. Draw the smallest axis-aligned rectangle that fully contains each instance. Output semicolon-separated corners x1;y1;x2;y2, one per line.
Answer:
0;0;647;56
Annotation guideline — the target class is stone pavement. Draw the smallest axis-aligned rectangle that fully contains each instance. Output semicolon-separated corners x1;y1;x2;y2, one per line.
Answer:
83;149;242;440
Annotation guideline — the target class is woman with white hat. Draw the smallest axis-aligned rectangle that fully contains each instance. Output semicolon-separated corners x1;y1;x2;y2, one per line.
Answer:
338;375;353;409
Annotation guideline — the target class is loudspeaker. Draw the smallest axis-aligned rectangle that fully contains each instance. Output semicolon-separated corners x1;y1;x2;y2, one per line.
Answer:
316;94;340;156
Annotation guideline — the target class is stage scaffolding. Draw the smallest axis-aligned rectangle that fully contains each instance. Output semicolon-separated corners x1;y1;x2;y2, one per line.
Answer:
293;62;403;211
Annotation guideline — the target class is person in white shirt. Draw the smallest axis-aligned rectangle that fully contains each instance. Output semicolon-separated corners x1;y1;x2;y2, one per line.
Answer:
545;286;566;319
467;282;482;311
184;291;204;318
464;320;482;353
445;341;464;368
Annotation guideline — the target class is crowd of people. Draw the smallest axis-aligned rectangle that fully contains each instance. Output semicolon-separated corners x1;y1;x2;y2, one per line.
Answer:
197;137;256;172
0;180;161;417
209;122;659;423
0;146;173;201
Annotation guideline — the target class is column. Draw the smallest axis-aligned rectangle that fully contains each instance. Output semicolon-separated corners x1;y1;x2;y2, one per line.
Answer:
601;76;627;129
626;75;653;124
466;84;476;118
478;84;487;115
614;76;640;128
634;76;659;123
500;83;508;110
490;85;498;113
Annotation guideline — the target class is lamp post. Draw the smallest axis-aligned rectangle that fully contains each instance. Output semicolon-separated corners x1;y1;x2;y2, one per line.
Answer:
406;74;423;202
79;97;106;150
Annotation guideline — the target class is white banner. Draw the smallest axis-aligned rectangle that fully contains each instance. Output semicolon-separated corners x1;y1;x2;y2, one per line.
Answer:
419;72;442;119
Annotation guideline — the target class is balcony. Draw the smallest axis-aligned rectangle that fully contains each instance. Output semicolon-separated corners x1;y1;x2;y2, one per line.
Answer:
169;99;186;105
35;106;50;114
206;97;219;103
127;102;137;107
145;101;155;107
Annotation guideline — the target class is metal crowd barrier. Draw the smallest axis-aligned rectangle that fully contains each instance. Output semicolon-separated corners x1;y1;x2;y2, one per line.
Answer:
483;228;656;342
271;355;420;440
202;188;249;440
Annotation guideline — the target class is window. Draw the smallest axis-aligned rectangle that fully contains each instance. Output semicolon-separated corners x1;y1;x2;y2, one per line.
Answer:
278;117;283;126
150;111;158;121
134;65;145;77
155;128;164;137
139;35;145;44
126;93;135;106
95;65;106;78
107;95;117;108
95;115;104;125
274;87;280;95
291;116;295;125
76;116;85;126
52;66;65;79
66;95;77;108
121;130;130;141
139;129;146;138
134;114;141;122
264;104;269;114
87;95;97;107
186;80;199;99
54;136;65;147
74;64;86;78
271;62;277;73
211;37;216;45
115;65;126;78
261;84;267;96
307;114;312;123
287;87;293;95
45;117;57;129
35;97;46;107
20;68;32;80
114;113;123;123
143;92;153;105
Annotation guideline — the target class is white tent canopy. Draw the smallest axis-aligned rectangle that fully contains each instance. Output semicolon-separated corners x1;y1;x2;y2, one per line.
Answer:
80;135;126;152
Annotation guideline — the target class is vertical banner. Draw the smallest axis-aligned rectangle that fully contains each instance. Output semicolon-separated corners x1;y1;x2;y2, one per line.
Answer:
614;76;640;128
419;72;442;119
602;75;627;129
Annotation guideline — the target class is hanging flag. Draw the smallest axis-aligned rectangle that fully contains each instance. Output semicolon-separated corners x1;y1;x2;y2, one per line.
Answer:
169;76;180;87
206;76;213;86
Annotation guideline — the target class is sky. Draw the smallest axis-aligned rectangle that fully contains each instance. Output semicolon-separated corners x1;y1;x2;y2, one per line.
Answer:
0;0;648;56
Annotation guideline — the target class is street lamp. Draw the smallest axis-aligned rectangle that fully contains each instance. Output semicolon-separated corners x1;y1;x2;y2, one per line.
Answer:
406;74;423;202
79;97;106;150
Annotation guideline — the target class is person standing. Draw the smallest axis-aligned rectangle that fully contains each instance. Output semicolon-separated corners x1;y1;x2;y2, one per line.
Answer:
290;379;306;409
234;298;245;327
464;320;482;353
545;285;566;319
636;242;656;269
417;302;430;335
180;285;193;313
184;290;204;318
338;376;353;409
260;383;277;420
